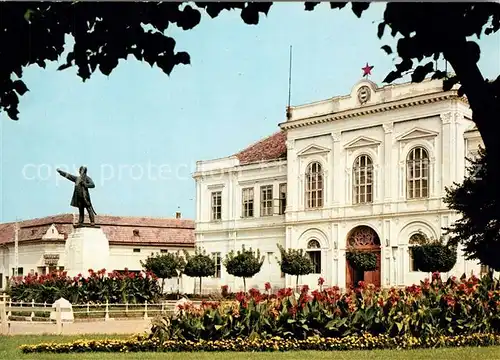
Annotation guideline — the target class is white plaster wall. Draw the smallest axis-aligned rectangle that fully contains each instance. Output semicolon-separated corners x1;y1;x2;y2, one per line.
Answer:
0;242;196;293
194;79;482;290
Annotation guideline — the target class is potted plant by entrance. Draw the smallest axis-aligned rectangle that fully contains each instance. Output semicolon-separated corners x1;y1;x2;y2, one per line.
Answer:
346;250;378;272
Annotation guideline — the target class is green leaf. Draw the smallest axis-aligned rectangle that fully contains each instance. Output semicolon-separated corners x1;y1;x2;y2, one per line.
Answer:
24;9;35;22
13;80;29;96
381;45;392;55
377;22;386;39
396;322;403;332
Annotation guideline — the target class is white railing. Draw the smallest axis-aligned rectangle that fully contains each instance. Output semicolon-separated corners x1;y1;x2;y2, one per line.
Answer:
0;295;201;335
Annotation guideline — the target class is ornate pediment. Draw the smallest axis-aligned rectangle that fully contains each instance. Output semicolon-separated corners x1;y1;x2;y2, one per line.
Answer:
344;136;381;150
396;127;438;142
296;144;330;157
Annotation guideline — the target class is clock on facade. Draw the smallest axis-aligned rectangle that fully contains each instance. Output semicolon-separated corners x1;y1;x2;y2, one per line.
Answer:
357;86;371;104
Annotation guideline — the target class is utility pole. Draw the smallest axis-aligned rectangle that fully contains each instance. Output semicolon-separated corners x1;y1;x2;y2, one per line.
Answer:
14;219;19;277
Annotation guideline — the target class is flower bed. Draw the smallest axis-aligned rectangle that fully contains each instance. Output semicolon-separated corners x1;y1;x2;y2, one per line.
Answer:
19;333;500;353
9;268;161;304
151;274;500;341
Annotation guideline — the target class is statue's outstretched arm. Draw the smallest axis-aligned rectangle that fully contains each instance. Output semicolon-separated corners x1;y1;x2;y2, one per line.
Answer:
56;169;77;182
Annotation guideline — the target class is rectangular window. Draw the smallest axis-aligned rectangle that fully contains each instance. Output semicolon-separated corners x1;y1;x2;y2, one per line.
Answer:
133;248;141;253
0;274;3;289
242;188;254;218
260;185;273;217
212;252;222;278
12;267;23;277
211;191;222;221
279;183;287;215
308;251;321;274
407;147;429;199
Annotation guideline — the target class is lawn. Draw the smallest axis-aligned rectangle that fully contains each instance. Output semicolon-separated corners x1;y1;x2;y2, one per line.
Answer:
1;335;500;360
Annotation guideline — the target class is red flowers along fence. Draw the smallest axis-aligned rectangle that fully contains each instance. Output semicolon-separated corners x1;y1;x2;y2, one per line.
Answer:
151;273;500;341
8;268;161;304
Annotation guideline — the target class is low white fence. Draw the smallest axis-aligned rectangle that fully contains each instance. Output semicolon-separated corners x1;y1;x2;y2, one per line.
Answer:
0;296;201;335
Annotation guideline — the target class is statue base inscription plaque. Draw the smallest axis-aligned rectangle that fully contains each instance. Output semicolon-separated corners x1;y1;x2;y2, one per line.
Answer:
64;226;110;277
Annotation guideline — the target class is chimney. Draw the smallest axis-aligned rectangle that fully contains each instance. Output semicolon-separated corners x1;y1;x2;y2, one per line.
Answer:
175;211;181;219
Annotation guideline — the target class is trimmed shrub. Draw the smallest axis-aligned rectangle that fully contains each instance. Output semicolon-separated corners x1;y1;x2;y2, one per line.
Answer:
346;251;377;271
413;244;457;273
277;244;314;288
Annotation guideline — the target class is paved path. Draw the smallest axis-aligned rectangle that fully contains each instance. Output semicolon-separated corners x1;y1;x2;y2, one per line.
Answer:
5;319;151;336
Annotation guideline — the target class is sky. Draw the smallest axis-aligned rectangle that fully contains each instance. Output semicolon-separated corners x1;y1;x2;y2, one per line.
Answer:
0;3;499;223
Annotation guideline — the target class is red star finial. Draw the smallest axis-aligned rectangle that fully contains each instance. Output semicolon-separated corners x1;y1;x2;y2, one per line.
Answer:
362;63;374;77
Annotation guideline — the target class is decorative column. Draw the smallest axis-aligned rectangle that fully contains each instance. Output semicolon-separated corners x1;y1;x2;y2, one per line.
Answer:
331;132;341;205
345;166;351;205
382;123;393;202
229;172;238;220
382;219;392;286
285;226;293;288
285;139;296;213
453;112;463;181
440;112;454;190
196;181;201;221
331;223;339;286
228;173;233;220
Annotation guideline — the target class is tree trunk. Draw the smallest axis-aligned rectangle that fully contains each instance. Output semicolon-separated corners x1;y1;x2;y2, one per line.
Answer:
443;37;500;180
243;277;246;292
199;277;202;296
161;278;165;294
296;275;299;291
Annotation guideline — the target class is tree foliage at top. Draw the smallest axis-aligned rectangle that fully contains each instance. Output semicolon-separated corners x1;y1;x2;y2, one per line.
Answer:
2;2;499;127
223;245;264;292
0;2;273;120
183;247;216;295
445;147;500;272
276;244;313;288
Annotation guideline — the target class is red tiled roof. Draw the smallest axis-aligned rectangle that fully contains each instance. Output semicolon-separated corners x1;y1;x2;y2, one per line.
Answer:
235;131;287;165
0;214;194;247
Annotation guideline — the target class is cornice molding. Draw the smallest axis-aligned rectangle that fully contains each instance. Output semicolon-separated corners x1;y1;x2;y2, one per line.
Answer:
280;92;466;130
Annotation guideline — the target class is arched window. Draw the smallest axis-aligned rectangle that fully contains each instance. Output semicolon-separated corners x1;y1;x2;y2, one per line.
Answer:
408;232;427;272
353;155;373;204
407;147;429;199
305;162;323;209
307;239;321;274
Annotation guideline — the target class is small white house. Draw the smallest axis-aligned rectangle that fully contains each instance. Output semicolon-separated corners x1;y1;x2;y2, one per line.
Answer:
0;213;196;293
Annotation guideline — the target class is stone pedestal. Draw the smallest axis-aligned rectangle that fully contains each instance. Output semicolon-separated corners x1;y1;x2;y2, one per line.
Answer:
64;226;110;277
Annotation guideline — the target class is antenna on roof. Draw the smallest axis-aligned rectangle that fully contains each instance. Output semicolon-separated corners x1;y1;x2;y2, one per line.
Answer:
286;45;293;120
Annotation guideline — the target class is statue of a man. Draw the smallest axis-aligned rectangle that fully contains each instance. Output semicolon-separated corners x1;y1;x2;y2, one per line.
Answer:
57;166;97;226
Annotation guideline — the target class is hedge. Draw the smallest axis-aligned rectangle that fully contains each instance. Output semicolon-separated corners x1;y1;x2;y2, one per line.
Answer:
19;333;500;353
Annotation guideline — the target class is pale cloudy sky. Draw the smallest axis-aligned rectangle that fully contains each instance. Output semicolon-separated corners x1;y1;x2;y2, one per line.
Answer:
0;3;499;222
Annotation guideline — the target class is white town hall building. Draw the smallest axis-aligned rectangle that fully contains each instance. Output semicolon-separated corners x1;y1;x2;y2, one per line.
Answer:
193;78;484;292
